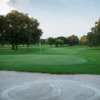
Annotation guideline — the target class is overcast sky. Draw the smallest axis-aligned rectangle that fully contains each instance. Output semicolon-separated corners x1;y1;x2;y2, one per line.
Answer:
0;0;100;38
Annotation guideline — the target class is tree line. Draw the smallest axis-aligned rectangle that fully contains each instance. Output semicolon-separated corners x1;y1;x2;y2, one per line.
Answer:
0;10;42;50
41;18;100;47
0;10;100;49
40;35;79;47
80;19;100;47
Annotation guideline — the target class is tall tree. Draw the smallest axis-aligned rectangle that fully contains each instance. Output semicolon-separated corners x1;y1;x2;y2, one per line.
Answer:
87;32;95;46
0;15;7;47
56;36;68;46
48;37;55;47
54;38;64;47
67;35;79;46
6;10;42;50
87;18;100;47
80;35;88;46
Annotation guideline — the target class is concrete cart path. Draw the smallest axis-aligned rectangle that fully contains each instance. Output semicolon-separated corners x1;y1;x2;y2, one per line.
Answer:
0;71;100;100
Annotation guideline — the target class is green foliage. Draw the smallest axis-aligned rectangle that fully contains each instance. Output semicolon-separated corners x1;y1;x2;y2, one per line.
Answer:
54;38;64;47
56;36;68;45
67;35;79;46
87;32;95;46
87;18;100;47
39;39;48;45
48;36;79;47
0;15;7;47
55;36;68;47
0;10;42;50
48;37;55;46
80;35;88;45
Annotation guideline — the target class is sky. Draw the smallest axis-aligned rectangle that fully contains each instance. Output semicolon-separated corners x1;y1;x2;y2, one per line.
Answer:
0;0;100;38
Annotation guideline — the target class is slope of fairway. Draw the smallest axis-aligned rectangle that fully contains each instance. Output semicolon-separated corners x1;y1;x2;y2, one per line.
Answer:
0;46;100;74
0;55;86;66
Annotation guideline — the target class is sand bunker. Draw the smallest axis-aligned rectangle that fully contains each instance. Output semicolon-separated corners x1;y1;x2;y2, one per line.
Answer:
0;71;100;100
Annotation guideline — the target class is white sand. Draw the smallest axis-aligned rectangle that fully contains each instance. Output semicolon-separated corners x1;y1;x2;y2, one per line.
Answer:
0;71;100;100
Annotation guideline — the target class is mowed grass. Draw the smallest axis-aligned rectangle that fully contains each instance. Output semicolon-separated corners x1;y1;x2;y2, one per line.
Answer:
0;45;100;74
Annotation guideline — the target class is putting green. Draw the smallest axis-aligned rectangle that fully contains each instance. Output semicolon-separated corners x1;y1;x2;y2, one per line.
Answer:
0;55;87;66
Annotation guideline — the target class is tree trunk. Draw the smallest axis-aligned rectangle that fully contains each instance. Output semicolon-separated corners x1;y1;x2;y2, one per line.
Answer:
1;44;4;48
12;44;15;50
27;44;29;48
15;44;18;50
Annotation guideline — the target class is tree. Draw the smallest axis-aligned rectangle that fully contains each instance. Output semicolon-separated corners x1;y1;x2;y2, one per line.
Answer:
24;18;42;48
94;19;100;46
67;35;79;46
0;15;7;47
87;32;96;46
48;37;55;47
87;18;100;47
56;36;68;46
80;35;88;46
54;38;64;47
39;39;48;45
6;10;42;50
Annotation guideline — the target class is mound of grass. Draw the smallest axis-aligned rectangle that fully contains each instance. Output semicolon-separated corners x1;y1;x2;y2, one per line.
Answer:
0;55;86;66
0;45;100;74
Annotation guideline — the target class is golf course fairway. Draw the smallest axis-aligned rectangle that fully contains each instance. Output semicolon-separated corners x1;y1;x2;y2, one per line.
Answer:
0;46;100;74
